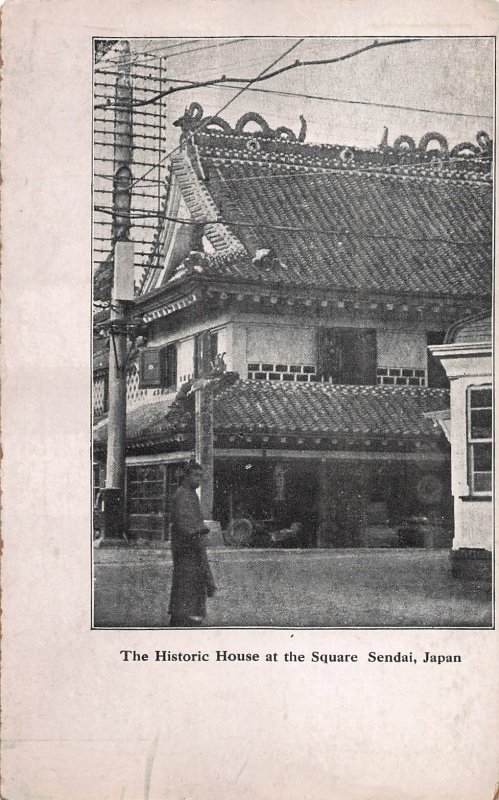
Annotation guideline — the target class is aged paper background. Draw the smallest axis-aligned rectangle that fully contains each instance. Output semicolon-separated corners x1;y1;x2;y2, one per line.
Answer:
2;1;498;798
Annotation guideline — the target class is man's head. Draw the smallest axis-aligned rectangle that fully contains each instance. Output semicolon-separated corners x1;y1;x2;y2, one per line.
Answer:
182;460;203;489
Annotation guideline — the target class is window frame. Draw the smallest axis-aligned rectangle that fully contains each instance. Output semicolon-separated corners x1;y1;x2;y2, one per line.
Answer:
126;462;187;540
318;327;377;386
139;342;178;389
194;328;220;378
467;384;493;497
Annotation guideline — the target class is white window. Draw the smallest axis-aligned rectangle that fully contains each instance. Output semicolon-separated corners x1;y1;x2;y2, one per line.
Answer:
467;385;492;494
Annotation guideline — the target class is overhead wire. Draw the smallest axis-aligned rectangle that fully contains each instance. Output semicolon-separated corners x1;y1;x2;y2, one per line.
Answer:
95;37;418;111
93;206;488;247
93;36;490;276
95;38;203;68
126;37;305;191
94;38;248;71
145;76;493;120
99;39;307;274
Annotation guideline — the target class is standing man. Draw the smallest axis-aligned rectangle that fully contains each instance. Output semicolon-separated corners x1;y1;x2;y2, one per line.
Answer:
169;460;217;627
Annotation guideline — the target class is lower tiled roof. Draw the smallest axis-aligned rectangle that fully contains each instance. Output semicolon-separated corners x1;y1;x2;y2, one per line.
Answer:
213;380;448;439
93;380;449;450
93;393;180;446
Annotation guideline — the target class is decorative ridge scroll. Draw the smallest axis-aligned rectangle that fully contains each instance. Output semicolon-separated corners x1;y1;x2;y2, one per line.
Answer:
389;129;492;160
173;103;492;176
174;102;307;142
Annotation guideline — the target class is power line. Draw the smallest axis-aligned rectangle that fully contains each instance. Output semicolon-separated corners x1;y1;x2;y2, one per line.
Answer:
206;39;304;128
96;68;492;120
96;38;418;111
93;206;489;247
128;39;304;190
95;38;202;67
125;39;422;190
93;43;304;274
155;76;494;120
95;38;249;74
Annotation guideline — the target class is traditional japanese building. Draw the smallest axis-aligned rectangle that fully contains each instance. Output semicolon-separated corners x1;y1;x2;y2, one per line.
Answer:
93;104;492;546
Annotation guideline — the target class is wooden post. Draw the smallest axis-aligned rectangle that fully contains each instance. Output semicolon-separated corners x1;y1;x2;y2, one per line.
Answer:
195;385;214;519
317;460;331;547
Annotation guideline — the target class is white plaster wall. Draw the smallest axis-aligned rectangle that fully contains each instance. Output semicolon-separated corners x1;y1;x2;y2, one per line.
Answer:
377;329;427;368
230;323;247;375
240;318;430;371
146;312;446;384
454;500;492;550
152;316;230;349
246;323;316;364
216;326;228;364
155;324;230;384
177;338;194;384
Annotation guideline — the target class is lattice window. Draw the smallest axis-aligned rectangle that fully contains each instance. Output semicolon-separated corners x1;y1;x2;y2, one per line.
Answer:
127;364;148;406
127;464;165;515
93;375;107;416
126;462;188;541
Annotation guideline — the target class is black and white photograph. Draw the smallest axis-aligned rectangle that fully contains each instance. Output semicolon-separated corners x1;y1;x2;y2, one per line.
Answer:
92;36;494;629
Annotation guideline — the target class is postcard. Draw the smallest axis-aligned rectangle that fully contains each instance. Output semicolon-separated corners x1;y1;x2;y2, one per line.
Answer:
1;2;497;798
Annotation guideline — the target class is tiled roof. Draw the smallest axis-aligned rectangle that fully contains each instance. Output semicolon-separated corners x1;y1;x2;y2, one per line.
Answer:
93;392;181;446
94;379;449;449
140;104;492;299
213;380;449;439
446;312;492;344
193;137;491;297
93;340;109;370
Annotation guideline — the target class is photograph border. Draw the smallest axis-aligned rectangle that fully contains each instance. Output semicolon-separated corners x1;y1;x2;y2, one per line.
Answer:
90;34;496;632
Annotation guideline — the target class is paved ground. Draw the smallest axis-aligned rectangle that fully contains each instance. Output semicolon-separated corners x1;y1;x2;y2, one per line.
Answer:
93;547;492;629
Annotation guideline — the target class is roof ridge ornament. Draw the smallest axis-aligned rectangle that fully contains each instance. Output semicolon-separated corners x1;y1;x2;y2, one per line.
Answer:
174;102;307;142
379;128;492;167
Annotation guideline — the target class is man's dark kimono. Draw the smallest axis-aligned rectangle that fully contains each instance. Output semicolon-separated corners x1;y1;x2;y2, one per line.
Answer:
168;484;215;624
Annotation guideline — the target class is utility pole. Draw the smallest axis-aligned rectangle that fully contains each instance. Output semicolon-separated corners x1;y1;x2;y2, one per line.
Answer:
100;40;134;545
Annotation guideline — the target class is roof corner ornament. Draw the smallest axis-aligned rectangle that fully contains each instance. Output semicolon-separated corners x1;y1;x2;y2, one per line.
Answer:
183;250;208;272
173;102;232;139
378;126;389;151
476;130;492;155
298;114;307;142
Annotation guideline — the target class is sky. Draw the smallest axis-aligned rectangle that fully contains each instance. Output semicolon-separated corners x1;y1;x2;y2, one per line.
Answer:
94;37;495;280
120;36;494;150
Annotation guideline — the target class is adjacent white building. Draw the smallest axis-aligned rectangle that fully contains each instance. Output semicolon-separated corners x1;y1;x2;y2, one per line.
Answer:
429;314;492;577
